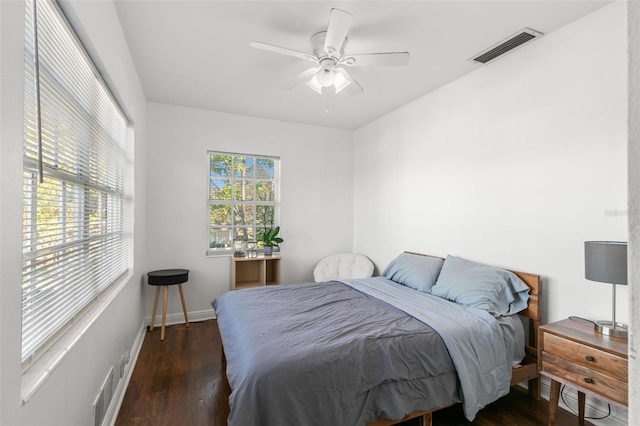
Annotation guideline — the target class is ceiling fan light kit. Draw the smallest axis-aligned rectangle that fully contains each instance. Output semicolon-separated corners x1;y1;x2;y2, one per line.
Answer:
249;8;410;96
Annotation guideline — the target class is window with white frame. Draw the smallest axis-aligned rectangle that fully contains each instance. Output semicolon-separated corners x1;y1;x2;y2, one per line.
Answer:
208;152;280;253
21;0;132;363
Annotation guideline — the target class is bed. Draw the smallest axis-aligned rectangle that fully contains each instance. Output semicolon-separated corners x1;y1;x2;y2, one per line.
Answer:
212;252;541;426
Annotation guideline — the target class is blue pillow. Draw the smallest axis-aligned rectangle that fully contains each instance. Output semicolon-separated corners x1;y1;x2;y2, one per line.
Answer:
382;253;444;293
431;255;530;316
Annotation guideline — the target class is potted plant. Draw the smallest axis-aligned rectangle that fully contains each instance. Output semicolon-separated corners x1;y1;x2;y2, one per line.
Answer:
260;225;283;256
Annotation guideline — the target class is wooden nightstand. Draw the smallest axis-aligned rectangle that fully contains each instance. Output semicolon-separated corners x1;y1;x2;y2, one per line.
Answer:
538;317;628;425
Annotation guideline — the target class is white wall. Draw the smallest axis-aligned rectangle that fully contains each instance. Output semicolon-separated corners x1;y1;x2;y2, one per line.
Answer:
354;2;628;326
1;0;634;424
146;102;354;321
0;1;147;424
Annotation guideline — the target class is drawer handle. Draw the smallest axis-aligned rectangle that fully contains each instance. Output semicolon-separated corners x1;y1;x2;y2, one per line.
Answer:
584;377;594;384
585;355;595;362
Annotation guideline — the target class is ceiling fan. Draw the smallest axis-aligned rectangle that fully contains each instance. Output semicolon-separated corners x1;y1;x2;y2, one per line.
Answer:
249;8;410;95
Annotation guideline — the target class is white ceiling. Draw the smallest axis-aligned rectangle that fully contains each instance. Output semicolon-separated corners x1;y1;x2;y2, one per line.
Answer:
114;1;611;130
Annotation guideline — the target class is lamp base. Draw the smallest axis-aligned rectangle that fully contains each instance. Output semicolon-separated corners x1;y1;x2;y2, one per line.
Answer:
594;320;628;338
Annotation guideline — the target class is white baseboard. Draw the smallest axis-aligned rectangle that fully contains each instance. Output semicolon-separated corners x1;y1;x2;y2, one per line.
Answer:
105;320;146;426
526;377;628;426
145;309;217;328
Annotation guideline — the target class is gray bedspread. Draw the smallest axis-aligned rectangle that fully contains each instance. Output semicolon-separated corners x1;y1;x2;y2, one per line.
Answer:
342;277;514;421
212;278;518;426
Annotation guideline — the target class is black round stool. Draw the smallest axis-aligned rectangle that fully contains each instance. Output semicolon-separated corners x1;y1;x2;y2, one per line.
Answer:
147;269;190;341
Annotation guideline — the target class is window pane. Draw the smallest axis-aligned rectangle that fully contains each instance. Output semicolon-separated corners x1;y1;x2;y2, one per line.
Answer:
233;180;254;201
234;227;256;242
233;156;254;178
210;177;230;200
255;158;274;179
256;205;275;226
234;205;255;226
210;154;232;178
32;177;67;250
209;228;231;249
256;181;275;201
210;204;231;226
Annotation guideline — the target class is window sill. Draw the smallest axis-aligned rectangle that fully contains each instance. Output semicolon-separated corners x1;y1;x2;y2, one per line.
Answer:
205;250;233;258
205;250;281;258
20;270;133;404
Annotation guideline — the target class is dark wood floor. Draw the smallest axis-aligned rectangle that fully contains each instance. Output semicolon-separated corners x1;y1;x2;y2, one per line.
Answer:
116;320;590;426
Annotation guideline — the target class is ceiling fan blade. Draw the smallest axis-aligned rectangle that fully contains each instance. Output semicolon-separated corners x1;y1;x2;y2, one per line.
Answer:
336;68;363;95
324;9;353;56
249;41;317;62
345;52;410;67
283;67;320;89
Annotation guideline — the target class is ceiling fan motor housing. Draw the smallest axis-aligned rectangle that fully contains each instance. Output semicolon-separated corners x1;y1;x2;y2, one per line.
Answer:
311;31;347;59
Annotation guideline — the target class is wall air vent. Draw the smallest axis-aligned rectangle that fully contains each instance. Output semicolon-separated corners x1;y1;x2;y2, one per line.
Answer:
469;28;543;64
92;367;114;426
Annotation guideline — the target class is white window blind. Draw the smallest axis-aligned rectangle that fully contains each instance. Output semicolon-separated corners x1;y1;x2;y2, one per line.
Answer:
22;0;131;362
208;152;279;253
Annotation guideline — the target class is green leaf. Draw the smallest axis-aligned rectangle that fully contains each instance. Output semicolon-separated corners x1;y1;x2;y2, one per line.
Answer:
259;225;282;246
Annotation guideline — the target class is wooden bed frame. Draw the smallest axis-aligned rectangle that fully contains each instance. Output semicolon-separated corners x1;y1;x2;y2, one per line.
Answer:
367;253;542;426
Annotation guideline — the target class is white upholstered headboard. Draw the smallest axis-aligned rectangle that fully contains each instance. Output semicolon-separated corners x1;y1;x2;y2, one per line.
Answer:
313;253;374;282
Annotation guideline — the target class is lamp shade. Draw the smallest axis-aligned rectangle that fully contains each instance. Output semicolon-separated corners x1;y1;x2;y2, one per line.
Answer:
584;241;627;285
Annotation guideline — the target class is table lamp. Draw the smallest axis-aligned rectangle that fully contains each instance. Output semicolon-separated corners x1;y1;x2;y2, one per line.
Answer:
584;241;628;338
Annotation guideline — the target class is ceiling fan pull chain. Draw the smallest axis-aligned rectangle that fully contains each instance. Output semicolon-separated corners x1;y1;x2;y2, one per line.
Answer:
325;94;330;114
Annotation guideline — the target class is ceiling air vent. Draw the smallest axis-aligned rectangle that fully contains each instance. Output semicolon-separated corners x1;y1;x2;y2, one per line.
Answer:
469;28;543;64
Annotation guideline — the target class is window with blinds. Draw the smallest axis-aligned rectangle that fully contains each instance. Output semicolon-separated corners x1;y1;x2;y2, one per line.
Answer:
208;152;280;254
22;0;132;363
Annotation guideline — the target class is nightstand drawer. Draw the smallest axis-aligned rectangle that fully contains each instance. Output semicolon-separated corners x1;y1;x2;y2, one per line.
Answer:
544;333;627;382
542;352;628;406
